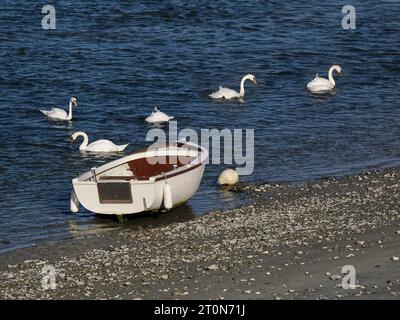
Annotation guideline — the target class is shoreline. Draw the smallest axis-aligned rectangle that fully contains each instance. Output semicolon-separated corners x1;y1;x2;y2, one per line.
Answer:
1;166;400;299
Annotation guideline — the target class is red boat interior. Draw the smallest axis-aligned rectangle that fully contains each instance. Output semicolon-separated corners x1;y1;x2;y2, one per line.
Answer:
100;155;195;181
128;155;195;180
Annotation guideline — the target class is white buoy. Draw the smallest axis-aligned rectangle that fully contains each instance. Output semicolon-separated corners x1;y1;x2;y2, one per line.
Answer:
217;169;239;186
163;183;173;209
70;190;79;213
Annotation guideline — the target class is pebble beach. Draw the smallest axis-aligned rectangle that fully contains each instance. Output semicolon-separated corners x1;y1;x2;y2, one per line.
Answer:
1;166;400;300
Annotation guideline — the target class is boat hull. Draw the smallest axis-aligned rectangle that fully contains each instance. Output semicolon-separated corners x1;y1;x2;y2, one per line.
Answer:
71;142;207;215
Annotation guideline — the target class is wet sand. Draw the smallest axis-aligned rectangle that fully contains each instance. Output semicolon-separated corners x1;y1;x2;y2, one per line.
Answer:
1;167;400;299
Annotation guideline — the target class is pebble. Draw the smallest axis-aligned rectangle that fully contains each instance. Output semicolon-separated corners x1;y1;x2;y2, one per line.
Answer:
206;264;219;271
2;167;400;300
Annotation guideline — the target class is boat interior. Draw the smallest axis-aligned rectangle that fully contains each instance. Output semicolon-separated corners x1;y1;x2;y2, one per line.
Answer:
98;155;196;181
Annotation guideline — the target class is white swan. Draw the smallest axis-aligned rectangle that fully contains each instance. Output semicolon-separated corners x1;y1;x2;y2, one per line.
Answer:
40;97;78;121
70;131;129;153
209;74;257;100
307;65;342;93
145;107;174;124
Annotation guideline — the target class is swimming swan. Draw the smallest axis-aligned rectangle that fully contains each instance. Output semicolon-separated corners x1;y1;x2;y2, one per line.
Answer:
209;74;257;100
40;97;78;121
145;107;174;123
307;65;342;93
70;131;129;153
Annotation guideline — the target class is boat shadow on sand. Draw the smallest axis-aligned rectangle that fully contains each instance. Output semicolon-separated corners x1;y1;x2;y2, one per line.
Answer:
68;203;197;238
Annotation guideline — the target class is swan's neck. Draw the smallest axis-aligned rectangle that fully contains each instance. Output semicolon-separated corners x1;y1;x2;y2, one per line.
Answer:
328;67;336;86
76;132;89;151
67;101;73;120
239;77;247;96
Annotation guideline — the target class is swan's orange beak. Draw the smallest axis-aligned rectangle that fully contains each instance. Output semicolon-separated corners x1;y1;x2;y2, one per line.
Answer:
253;78;257;85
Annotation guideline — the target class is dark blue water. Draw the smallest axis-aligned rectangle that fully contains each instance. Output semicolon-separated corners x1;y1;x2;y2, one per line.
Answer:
1;1;400;253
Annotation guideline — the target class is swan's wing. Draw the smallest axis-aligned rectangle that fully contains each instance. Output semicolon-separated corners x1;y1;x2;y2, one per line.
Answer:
145;115;154;123
155;111;168;118
147;111;172;123
307;77;332;90
86;140;119;152
209;86;225;99
89;139;114;146
53;107;68;116
306;73;321;88
209;86;239;99
39;109;50;116
91;139;114;144
117;143;129;151
219;87;240;99
145;106;173;123
40;107;68;119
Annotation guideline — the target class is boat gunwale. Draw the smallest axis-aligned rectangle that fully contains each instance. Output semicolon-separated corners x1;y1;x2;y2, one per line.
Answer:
73;142;208;184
